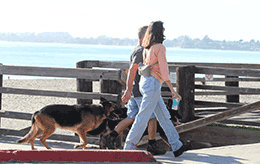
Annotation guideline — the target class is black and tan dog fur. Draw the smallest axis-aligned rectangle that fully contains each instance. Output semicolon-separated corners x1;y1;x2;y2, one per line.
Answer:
17;98;116;150
87;107;127;149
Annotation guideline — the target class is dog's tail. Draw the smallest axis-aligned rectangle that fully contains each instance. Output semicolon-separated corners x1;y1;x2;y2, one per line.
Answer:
17;111;39;144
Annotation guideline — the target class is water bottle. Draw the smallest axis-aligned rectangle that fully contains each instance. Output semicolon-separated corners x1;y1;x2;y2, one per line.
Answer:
172;98;180;110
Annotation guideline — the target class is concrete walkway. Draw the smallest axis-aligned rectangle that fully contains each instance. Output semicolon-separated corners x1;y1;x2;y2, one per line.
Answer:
0;135;260;164
154;143;260;164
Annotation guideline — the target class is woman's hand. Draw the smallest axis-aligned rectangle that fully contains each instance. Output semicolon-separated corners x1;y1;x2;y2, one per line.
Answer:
165;80;182;101
172;90;182;101
121;89;131;104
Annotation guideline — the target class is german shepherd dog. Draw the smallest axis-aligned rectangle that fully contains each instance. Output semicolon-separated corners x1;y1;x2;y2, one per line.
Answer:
17;98;116;150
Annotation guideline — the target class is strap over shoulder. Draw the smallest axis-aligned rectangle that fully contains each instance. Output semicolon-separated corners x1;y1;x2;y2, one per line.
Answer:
151;61;158;66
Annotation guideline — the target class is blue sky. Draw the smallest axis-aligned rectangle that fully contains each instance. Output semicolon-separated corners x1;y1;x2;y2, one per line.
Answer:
0;0;259;41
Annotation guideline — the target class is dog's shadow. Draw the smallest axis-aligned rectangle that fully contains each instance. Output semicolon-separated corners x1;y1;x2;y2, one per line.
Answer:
0;135;99;150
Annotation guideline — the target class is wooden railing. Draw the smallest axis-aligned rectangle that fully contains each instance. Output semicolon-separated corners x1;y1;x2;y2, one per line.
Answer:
1;60;260;144
0;61;127;143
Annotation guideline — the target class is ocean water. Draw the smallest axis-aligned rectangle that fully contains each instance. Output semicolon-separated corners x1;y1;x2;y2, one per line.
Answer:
1;41;260;79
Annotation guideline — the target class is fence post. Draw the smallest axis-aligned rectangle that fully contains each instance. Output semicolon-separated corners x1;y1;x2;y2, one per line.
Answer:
225;76;239;103
176;66;195;123
100;74;122;108
76;60;99;105
0;63;2;129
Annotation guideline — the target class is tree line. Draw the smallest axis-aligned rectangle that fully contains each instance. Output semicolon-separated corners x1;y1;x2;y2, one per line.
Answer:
0;32;260;51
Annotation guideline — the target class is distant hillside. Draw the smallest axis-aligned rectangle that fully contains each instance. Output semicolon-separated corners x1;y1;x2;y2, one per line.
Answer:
0;32;260;52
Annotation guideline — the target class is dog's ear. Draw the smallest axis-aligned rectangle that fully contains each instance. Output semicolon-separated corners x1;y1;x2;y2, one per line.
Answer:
100;97;113;107
100;97;108;104
100;97;117;112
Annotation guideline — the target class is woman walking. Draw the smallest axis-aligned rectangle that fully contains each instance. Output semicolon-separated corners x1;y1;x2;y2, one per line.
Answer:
121;21;190;157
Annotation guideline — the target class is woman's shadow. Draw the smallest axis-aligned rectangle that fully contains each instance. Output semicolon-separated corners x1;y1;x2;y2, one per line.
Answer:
154;151;246;164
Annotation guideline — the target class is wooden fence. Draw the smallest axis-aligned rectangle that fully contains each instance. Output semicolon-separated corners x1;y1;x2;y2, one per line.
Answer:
1;60;260;144
169;62;260;123
0;61;127;143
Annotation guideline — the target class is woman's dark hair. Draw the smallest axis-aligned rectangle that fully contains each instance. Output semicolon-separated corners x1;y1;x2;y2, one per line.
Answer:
138;26;148;40
142;21;165;49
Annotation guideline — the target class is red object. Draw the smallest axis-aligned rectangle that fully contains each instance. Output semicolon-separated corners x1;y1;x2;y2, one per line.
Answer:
205;74;213;80
0;149;156;162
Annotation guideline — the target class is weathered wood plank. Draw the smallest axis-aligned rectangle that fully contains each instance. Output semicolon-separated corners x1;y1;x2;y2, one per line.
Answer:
162;82;177;88
0;63;2;74
0;73;2;112
195;66;260;77
218;119;260;127
100;79;122;108
74;61;260;70
195;85;260;95
98;61;129;69
0;63;2;118
176;101;260;134
0;87;118;102
117;70;127;88
76;60;95;105
75;60;100;67
177;66;195;122
195;91;260;96
0;111;32;120
161;91;172;97
196;77;260;82
195;92;229;96
168;65;182;72
226;75;239;102
2;65;121;80
194;100;244;108
169;62;260;69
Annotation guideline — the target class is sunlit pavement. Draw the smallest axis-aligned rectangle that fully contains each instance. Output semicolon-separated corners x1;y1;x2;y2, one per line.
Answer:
1;135;260;164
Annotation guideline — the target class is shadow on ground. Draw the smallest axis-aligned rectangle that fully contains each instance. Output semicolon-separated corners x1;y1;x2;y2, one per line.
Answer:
154;151;247;164
0;135;99;150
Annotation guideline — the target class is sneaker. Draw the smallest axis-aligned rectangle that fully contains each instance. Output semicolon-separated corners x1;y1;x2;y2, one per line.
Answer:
173;141;191;157
101;134;117;149
147;141;167;155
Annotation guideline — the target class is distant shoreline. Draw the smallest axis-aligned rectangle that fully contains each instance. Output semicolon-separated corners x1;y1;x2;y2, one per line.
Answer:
1;32;260;52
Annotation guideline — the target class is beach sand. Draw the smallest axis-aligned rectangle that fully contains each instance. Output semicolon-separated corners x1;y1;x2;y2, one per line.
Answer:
1;79;260;135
